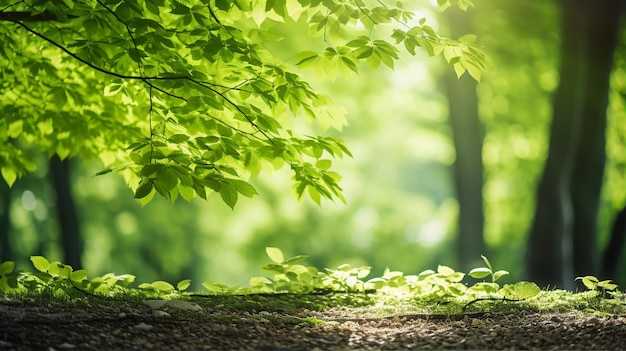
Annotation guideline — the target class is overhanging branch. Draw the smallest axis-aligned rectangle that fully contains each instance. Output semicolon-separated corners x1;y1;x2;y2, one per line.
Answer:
0;11;77;22
7;18;275;143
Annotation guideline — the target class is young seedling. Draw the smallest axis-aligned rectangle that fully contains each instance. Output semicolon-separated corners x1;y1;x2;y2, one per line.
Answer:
468;255;509;283
576;275;619;298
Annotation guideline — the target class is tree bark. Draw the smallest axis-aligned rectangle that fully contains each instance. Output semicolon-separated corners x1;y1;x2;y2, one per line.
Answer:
526;0;624;288
570;0;623;280
602;206;626;281
442;7;485;270
49;156;83;269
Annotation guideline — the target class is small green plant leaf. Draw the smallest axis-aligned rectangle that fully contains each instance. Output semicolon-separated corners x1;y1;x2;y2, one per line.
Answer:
576;275;600;290
480;255;493;271
94;168;113;176
283;255;308;265
261;263;285;275
511;281;541;299
30;256;50;273
6;276;19;289
471;282;500;294
468;267;491;279
492;270;509;282
597;280;618;291
134;179;154;199
437;265;456;276
71;269;88;282
249;276;272;287
266;247;284;264
48;262;72;278
0;261;14;276
177;279;191;291
202;280;231;293
151;280;175;292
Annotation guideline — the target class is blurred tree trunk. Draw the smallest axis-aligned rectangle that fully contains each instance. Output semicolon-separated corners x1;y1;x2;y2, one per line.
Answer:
526;0;623;288
0;180;12;262
443;6;485;270
602;206;626;281
49;156;83;268
570;1;623;280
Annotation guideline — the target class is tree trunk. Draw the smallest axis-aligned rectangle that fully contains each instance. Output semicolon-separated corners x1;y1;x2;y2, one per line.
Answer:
442;7;485;270
570;0;623;280
526;0;624;288
602;206;626;282
49;156;83;269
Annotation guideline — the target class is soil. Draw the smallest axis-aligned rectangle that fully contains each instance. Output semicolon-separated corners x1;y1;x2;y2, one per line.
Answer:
1;295;625;350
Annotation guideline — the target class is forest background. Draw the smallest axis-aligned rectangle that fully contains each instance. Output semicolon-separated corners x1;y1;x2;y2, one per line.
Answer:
1;0;624;291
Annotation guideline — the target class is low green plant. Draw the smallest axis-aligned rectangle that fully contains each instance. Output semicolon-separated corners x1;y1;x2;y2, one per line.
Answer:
0;256;193;299
5;248;617;313
576;275;620;298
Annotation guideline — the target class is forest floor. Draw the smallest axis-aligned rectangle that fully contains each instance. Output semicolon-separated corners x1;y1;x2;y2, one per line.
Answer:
1;292;625;350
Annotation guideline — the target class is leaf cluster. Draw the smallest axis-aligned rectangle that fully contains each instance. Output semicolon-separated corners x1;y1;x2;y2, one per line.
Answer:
0;256;189;299
576;275;620;299
0;0;485;207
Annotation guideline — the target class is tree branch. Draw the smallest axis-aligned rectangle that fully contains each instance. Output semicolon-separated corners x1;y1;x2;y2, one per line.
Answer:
10;20;273;142
0;11;77;22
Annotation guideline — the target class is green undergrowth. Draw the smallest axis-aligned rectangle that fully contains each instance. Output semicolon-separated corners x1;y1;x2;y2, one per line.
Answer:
0;248;624;319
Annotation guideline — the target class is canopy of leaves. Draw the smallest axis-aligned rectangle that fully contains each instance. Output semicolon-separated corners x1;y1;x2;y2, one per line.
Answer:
0;0;484;208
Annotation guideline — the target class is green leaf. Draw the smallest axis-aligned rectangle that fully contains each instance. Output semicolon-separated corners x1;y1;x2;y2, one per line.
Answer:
168;134;190;143
0;261;14;276
345;36;370;48
283;255;308;265
597;280;618;291
219;181;238;209
103;81;123;96
437;265;455;276
215;0;231;11
315;159;332;170
261;263;285;275
157;167;179;191
249;276;272;287
468;267;491;279
8;120;23;138
134;180;154;199
70;269;88;282
171;1;191;15
510;281;541;299
577;276;600;290
1;168;17;187
339;56;359;74
49;262;72;278
492;270;509;282
177;279;192;291
295;51;320;68
151;280;175;292
480;255;493;271
266;247;284;264
141;163;165;178
94;169;113;176
6;276;19;289
30;256;50;273
230;179;258;198
308;186;321;205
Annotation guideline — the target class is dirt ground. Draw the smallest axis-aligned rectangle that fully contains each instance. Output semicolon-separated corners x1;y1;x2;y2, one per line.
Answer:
1;296;625;350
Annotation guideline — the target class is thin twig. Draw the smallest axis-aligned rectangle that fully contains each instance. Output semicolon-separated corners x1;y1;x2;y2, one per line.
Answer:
463;296;522;311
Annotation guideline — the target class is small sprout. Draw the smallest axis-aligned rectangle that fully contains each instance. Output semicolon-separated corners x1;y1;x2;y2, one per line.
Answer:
576;275;619;298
